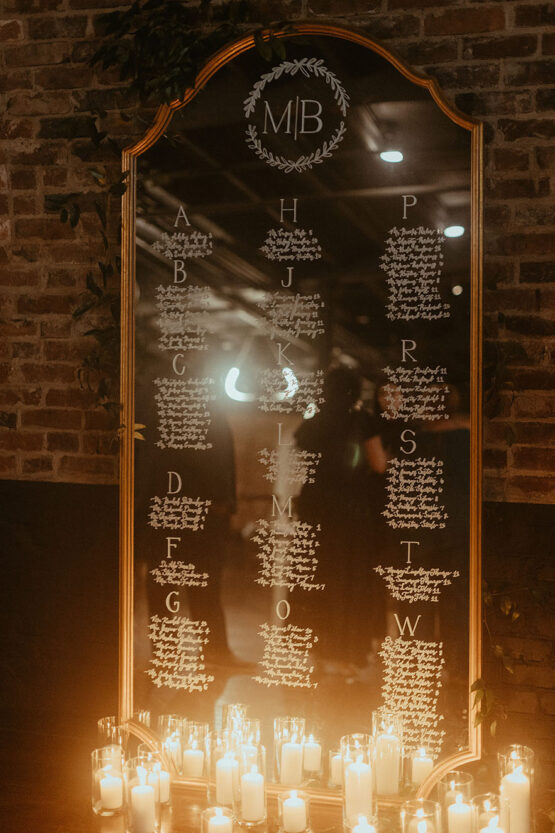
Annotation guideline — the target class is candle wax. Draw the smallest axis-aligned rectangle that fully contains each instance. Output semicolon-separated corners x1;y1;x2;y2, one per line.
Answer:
330;753;343;786
303;739;322;773
182;748;204;778
344;759;372;826
280;742;303;786
99;773;123;810
159;770;170;804
215;755;238;805
375;732;400;795
207;810;233;833
130;783;156;833
500;768;530;833
447;797;472;833
282;793;307;833
411;754;433;786
240;767;265;823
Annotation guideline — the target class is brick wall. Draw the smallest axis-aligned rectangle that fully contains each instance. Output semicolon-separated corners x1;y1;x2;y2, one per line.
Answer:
1;0;554;498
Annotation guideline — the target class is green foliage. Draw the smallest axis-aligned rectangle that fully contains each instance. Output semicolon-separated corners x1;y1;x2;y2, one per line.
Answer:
91;0;295;105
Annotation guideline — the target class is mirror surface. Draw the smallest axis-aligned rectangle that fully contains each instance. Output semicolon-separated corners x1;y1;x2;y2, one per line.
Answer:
127;31;480;797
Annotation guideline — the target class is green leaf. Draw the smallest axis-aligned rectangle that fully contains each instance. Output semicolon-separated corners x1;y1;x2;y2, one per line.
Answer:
69;202;81;228
470;679;483;692
86;272;103;297
60;207;68;223
490;720;497;737
94;200;107;229
109;182;127;197
254;30;272;61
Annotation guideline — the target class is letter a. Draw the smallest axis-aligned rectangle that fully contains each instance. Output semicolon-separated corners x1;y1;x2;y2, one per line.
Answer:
174;205;190;227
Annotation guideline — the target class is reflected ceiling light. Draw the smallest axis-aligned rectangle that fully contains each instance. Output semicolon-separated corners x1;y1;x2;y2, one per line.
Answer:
379;150;403;163
444;225;465;238
452;285;463;296
275;367;299;401
224;367;255;403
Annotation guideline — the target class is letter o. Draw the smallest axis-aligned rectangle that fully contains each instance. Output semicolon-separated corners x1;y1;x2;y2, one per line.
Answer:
276;599;291;621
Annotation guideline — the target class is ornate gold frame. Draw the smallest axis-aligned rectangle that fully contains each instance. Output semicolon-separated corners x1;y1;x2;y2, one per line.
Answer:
119;23;483;803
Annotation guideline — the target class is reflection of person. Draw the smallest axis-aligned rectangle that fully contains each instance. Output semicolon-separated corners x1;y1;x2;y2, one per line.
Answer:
185;401;238;666
294;366;383;669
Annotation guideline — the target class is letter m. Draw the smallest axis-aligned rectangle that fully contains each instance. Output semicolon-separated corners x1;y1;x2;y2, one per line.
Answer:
263;100;293;135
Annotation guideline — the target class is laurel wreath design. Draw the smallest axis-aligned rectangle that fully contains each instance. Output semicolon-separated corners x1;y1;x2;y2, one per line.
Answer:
243;57;350;174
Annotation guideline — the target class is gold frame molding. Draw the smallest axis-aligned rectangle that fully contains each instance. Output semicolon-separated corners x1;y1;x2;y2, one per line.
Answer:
119;23;483;803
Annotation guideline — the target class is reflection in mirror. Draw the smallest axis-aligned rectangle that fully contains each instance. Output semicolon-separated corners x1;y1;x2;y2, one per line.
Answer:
124;30;481;802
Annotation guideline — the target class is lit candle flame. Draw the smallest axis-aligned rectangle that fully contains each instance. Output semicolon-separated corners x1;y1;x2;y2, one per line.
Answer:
488;817;499;830
215;808;223;818
455;794;464;806
291;790;297;799
417;822;427;833
484;800;491;812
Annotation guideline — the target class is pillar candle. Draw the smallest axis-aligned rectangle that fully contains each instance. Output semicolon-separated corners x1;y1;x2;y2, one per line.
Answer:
344;757;372;825
207;808;233;833
353;816;377;833
448;794;472;833
130;783;156;833
100;772;123;810
240;765;265;823
158;769;170;804
330;753;343;786
411;749;433;786
500;766;530;833
303;736;321;773
281;741;303;785
282;790;307;833
480;816;505;833
375;731;401;794
215;755;238;805
182;747;204;778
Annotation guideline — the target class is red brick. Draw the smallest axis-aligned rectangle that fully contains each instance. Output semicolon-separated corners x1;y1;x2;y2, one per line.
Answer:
514;393;555;418
540;692;555;715
59;454;116;476
17;294;75;315
515;3;555;27
513;368;555;390
515;204;555;225
84;410;115;430
463;34;537;60
457;90;533;116
0;431;43;451
361;13;420;39
500;689;538;714
40;320;72;337
507;474;555;500
12;143;63;166
21;408;81;429
22;455;53;473
512;445;555;472
15;217;76;241
0;269;41;287
21;363;76;383
3;0;63;10
0;455;17;473
520;261;554;282
43;168;67;187
35;67;92;90
13;195;38;215
46;269;78;288
44;340;89;362
0;70;33;93
431;63;501;89
536;88;555;111
0;19;23;41
512;664;555;689
544;33;555;54
425;7;505;35
504;637;552;664
47;431;79;451
0;118;34;139
498;233;555;256
82;432;117;455
487;420;554;445
11;341;39;358
45;388;96;407
484;447;507;468
398;38;460;64
484;288;537;312
10;168;36;189
5;41;70;68
499;117;555;141
27;15;87;39
39;115;94;140
0;319;37;337
493;148;529;171
7;91;73;116
505;59;555;86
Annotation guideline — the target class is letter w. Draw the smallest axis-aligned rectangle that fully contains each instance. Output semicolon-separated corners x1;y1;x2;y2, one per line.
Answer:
394;614;421;636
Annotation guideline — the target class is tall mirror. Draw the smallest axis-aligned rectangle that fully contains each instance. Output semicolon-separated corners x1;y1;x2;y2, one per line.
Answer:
120;25;482;803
